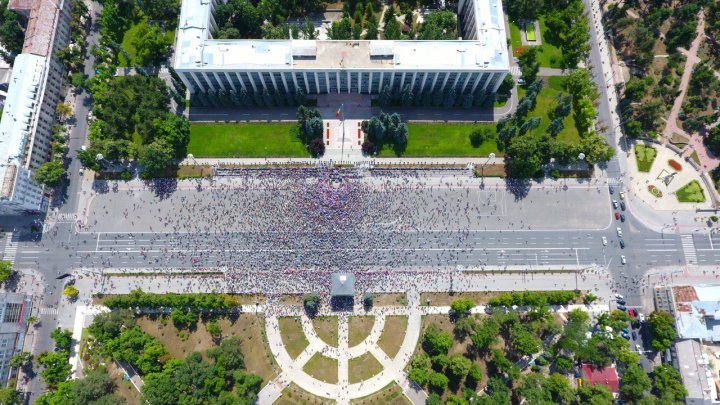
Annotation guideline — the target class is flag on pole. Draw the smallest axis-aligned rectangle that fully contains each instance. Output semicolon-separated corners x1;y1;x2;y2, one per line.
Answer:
336;103;343;118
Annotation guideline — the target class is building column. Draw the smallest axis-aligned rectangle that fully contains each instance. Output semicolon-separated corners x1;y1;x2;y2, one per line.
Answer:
258;73;267;91
318;72;324;94
292;72;299;93
234;72;247;91
247;72;258;92
491;72;505;93
303;72;310;94
461;72;473;93
420;72;428;93
179;71;196;93
223;72;236;91
481;72;497;92
269;73;279;92
281;72;289;93
410;72;417;91
471;73;485;93
400;72;406;89
379;72;384;90
430;72;439;93
202;72;216;91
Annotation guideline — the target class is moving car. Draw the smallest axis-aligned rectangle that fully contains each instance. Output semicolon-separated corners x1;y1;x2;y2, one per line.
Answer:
615;212;620;220
620;201;626;211
619;191;625;200
612;200;619;209
619;240;625;248
616;227;623;237
602;236;607;246
621;255;626;264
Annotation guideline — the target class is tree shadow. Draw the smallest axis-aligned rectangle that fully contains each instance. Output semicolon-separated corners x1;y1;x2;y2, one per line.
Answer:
145;178;178;200
505;178;531;200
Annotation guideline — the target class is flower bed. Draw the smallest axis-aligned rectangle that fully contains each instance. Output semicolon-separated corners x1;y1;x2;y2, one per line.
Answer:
668;159;682;171
648;185;663;198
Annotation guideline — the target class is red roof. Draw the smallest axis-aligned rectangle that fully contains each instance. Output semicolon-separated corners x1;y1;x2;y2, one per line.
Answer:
581;364;619;393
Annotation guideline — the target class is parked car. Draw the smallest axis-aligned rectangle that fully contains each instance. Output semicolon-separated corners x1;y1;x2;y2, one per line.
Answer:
620;201;626;211
621;331;630;339
609;186;614;194
621;255;626;265
612;200;619;209
615;212;620;220
602;236;607;246
619;191;625;200
632;331;638;340
620;214;626;222
616;299;626;305
619;240;625;248
617;304;627;311
617;227;622;237
628;309;637;317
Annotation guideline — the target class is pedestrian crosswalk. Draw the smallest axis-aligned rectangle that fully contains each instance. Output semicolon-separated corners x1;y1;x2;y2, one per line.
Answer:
39;307;58;316
3;233;18;264
607;177;623;186
681;235;697;265
510;66;521;76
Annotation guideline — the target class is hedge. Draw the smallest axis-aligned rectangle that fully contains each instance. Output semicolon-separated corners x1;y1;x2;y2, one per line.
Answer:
487;290;580;307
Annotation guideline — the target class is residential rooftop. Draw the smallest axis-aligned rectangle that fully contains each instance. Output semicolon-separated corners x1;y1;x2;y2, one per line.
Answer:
674;339;717;402
175;0;508;71
9;0;66;57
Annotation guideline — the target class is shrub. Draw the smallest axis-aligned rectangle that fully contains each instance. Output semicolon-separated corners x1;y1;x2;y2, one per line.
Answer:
711;216;719;222
668;159;682;171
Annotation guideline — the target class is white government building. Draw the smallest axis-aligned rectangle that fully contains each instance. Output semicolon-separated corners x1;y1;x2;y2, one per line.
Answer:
174;0;510;99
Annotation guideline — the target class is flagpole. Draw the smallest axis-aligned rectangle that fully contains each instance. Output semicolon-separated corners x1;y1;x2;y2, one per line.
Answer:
340;103;345;163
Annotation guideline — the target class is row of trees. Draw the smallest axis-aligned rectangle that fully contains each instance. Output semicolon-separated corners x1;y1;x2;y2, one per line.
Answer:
103;289;241;310
361;111;409;156
487;290;579;307
192;87;308;109
377;84;485;110
214;0;324;39
296;106;325;157
56;0;90;73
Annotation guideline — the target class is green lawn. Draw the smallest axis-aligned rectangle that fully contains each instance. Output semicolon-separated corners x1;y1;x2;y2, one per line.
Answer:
118;16;176;67
634;144;657;172
525;23;537;41
517;76;580;145
509;18;563;68
377;123;500;157
676;180;706;203
188;123;310;157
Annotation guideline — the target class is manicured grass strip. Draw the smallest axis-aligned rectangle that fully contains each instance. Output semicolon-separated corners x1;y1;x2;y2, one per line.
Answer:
350;382;411;405
303;353;338;384
349;316;375;347
312;316;338;347
525;23;536;41
377;316;408;358
279;317;309;359
348;352;384;384
634;144;657;172
377;123;499;157
676;180;705;203
188;123;309;157
690;151;701;165
277;382;336;405
517;76;580;145
536;17;563;68
509;21;523;50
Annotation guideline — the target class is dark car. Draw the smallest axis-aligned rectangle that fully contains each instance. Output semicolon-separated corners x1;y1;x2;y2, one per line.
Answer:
617;299;626;305
620;214;626;222
620;201;626;211
632;331;638;340
609;186;615;194
619;240;625;249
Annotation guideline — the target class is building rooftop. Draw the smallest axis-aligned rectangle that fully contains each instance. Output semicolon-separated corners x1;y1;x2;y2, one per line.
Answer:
175;0;508;71
581;364;619;393
331;273;355;296
9;0;65;57
0;54;45;198
674;339;716;402
670;284;720;342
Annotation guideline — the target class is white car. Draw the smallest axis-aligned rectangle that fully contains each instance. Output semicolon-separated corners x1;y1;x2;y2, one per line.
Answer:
616;227;623;237
612;200;619;209
635;344;642;352
638;313;645;322
79;168;84;176
615;293;624;299
602;236;607;246
621;255;626;264
80;145;87;151
619;191;625;200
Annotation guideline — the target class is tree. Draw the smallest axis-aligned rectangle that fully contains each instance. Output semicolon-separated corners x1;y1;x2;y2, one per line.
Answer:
506;0;541;20
138;139;174;178
141;0;179;20
9;352;31;369
443;88;457;109
72;368;117;404
506;135;542;178
518;47;540;85
576;384;613;405
206;320;222;338
470;318;499;352
0;4;26;60
378;85;393;107
170;308;199;328
364;21;378;39
51;328;73;352
469;127;492;148
579;133;614;164
401;84;414;107
34;160;65;187
56;102;73;121
63;285;79;299
89;309;135;342
422;325;453;355
308;138;325;157
384;17;402;40
468;363;482;382
419;11;457;40
301;18;317;39
509;325;541;356
450;298;474;315
428;371;449;392
303;293;320;315
648;311;677;351
207;336;245;370
409;366;430;385
447;354;472;379
214;0;262;38
652;364;687;402
132;24;171;66
37;351;72;388
705;127;720;156
363;293;373;307
152;114;191;159
328;17;352;39
621;364;652;401
0;260;12;284
547;117;564;137
0;388;22;405
497;74;515;94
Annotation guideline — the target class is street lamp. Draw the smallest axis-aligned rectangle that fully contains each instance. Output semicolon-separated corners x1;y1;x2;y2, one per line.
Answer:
480;152;496;188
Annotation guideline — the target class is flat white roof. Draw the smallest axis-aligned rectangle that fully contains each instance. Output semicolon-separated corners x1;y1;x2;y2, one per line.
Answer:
0;54;45;186
175;0;508;71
